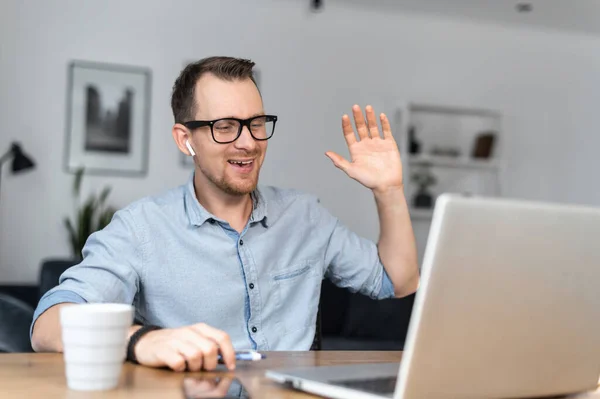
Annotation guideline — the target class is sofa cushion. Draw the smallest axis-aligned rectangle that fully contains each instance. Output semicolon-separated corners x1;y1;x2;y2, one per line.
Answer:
38;258;78;299
0;293;34;353
341;292;415;343
319;279;351;335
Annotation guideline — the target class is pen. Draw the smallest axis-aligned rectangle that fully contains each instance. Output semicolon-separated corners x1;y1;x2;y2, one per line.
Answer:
218;350;265;363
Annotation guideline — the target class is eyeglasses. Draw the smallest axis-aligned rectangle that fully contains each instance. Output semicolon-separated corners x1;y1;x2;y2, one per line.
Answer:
183;115;278;144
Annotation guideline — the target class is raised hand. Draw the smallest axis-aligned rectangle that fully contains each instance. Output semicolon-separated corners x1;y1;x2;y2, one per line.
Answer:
325;105;403;194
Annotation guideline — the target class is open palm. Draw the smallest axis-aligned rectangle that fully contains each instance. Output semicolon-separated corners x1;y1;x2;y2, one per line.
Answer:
326;105;404;192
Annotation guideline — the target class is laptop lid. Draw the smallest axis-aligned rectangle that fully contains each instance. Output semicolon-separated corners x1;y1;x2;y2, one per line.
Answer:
396;194;600;398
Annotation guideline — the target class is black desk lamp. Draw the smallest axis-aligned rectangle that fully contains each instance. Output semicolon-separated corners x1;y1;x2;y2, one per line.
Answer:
0;142;35;194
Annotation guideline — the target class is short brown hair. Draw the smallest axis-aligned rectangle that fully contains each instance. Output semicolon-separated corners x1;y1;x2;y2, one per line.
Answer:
171;56;258;123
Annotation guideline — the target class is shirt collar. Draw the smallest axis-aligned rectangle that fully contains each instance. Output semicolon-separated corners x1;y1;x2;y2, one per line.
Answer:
250;188;268;227
184;172;268;228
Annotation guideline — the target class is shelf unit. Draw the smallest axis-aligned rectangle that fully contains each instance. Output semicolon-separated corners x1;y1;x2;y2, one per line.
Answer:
399;102;503;220
394;102;503;265
408;154;500;171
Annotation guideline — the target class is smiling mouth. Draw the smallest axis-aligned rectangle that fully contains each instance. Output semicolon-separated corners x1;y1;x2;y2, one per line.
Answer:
227;160;254;166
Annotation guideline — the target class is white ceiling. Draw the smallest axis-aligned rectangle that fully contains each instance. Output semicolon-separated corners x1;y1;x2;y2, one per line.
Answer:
332;0;600;37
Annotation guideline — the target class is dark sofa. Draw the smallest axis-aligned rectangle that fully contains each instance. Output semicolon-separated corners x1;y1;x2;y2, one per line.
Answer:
320;279;415;350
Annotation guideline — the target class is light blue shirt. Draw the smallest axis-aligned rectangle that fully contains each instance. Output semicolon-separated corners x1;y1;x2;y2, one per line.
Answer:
32;173;395;350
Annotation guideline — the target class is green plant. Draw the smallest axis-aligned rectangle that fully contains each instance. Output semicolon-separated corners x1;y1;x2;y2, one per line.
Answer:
64;167;116;260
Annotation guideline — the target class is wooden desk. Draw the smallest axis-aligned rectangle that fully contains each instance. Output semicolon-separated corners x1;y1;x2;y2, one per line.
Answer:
0;351;402;398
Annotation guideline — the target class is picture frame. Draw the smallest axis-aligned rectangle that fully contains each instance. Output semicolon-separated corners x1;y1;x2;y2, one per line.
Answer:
64;60;152;176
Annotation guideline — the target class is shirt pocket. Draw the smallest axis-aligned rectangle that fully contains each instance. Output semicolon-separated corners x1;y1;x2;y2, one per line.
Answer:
270;260;322;334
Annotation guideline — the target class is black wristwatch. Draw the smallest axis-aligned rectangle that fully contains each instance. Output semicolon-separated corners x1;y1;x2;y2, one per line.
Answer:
126;325;162;364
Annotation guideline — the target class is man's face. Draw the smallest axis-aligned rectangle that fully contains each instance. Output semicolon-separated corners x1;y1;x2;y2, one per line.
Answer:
189;73;267;196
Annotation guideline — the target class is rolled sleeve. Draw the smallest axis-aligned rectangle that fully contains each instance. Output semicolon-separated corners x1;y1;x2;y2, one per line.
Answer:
379;268;395;299
30;290;87;339
315;197;394;300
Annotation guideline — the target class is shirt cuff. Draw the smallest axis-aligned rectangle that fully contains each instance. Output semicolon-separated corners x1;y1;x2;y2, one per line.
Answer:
378;268;396;299
30;290;87;341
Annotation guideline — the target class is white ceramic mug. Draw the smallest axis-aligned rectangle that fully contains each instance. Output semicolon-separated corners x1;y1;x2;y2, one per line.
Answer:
60;303;134;391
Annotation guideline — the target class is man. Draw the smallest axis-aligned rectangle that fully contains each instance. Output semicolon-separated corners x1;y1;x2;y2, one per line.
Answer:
31;56;419;372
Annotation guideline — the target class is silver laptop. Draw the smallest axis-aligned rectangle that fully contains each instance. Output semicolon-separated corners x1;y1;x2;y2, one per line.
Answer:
266;194;600;399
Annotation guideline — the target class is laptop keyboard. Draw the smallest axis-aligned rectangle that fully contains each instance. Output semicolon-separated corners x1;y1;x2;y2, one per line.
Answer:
330;376;397;396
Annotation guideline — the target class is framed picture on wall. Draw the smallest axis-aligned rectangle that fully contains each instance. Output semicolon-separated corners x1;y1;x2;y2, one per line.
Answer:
64;60;152;176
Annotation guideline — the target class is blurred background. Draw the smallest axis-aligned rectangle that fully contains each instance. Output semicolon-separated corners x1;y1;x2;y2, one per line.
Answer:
1;0;599;350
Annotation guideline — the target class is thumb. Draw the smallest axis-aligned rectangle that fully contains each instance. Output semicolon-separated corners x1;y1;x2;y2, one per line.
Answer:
325;151;351;173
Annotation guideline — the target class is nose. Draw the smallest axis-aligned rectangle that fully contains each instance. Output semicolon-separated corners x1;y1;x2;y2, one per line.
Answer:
234;125;257;150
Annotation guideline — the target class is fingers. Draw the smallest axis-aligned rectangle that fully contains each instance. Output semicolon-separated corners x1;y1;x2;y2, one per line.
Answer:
380;112;393;139
352;104;369;140
196;338;219;371
160;346;188;372
167;334;220;372
136;325;235;372
172;339;204;372
349;104;386;140
325;151;351;173
365;105;381;139
179;327;221;371
193;323;236;371
341;114;357;147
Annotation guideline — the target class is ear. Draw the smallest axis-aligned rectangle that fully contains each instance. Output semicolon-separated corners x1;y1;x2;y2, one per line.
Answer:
172;123;194;156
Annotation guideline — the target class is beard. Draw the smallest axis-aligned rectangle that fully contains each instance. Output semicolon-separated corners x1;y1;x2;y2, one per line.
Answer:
197;157;261;196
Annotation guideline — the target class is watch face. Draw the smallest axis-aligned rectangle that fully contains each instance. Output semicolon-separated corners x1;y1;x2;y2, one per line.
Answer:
183;376;250;399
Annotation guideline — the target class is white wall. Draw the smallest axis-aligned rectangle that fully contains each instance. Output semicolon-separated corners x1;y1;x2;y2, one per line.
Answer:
1;0;600;283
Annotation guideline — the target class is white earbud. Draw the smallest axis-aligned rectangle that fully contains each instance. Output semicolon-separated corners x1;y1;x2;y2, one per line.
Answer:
185;139;196;156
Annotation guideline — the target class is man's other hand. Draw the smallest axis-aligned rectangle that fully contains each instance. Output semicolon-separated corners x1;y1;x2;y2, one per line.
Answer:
134;323;236;371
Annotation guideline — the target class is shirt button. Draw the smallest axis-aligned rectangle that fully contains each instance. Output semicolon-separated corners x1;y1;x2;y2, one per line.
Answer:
239;239;244;245
208;218;215;224
249;283;255;290
251;326;257;333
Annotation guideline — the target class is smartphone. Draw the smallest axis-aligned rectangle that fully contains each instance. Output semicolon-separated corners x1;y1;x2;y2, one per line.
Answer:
182;376;250;399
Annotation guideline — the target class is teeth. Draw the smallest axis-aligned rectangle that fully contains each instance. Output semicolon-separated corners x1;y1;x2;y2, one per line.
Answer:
229;160;252;165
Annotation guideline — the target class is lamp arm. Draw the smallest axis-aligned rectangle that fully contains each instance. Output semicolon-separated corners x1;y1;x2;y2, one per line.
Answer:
0;148;13;165
0;146;14;203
